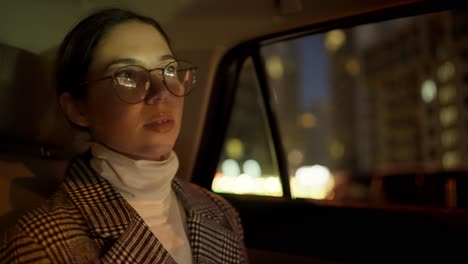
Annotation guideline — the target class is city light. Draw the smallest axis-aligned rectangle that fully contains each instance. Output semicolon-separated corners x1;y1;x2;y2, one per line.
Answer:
439;106;458;127
212;165;336;199
212;171;283;197
243;159;262;178
288;149;304;167
438;85;456;104
421;79;437;103
290;165;335;200
297;112;317;128
325;29;346;52
437;61;455;82
441;129;458;148
221;159;241;177
330;140;345;161
266;56;284;80
345;58;360;76
225;138;244;159
213;159;282;196
442;151;460;169
214;162;335;199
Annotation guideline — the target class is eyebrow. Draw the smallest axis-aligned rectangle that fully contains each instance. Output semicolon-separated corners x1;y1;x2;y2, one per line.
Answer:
104;54;175;69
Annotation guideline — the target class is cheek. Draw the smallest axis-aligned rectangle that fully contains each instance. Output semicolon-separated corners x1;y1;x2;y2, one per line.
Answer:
93;108;142;148
174;97;185;126
85;88;140;138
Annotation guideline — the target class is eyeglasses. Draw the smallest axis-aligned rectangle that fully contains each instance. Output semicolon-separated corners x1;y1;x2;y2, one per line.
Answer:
82;60;197;104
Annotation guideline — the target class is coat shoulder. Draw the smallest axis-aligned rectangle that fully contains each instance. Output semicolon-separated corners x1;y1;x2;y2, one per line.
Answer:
1;188;90;263
15;188;85;233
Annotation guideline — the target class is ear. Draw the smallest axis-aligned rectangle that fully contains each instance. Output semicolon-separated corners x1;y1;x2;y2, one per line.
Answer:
59;93;90;127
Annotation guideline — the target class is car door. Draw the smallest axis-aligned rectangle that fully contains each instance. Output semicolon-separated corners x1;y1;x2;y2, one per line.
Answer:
192;2;468;263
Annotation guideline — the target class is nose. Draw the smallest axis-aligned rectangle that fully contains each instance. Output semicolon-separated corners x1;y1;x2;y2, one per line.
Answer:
144;74;170;104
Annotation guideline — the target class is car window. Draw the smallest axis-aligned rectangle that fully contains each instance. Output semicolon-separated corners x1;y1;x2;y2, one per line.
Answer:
211;57;282;196
213;7;468;208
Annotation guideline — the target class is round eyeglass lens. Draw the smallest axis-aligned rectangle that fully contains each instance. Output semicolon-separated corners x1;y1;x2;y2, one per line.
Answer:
163;60;196;96
113;65;150;103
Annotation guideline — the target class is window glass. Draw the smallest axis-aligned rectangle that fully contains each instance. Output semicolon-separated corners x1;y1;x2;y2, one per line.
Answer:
212;58;282;196
260;8;468;208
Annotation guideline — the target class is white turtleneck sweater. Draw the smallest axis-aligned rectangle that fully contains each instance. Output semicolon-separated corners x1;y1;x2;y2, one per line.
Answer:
90;143;192;264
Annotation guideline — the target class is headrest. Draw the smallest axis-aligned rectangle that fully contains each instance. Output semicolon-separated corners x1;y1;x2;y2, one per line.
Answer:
0;43;89;159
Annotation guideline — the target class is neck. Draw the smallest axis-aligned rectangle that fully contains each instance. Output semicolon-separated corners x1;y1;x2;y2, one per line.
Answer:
90;142;179;200
99;142;171;161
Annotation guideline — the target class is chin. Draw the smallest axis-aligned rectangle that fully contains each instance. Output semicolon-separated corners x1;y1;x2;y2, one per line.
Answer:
137;145;174;161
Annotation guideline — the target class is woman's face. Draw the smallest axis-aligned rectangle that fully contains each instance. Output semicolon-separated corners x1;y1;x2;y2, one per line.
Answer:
76;21;183;161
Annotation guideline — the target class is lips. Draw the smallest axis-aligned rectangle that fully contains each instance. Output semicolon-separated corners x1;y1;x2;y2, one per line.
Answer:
144;114;175;133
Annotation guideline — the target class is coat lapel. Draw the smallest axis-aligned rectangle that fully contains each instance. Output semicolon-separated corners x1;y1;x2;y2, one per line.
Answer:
64;154;176;264
173;179;242;264
99;214;176;264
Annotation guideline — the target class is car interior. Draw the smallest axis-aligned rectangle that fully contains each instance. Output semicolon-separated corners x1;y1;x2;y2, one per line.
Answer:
2;0;468;263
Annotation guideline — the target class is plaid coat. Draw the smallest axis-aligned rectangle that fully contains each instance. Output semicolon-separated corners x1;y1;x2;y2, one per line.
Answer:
0;153;247;263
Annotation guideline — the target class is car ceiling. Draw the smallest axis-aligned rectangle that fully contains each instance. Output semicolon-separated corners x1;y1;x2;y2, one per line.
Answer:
1;0;421;55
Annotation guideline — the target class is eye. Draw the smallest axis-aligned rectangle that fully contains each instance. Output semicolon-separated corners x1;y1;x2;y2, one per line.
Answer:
164;65;177;77
115;69;138;88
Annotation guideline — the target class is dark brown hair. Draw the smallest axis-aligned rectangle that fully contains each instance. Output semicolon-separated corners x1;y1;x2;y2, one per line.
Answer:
55;8;171;99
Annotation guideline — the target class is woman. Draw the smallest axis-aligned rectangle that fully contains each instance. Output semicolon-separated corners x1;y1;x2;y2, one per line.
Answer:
1;8;247;264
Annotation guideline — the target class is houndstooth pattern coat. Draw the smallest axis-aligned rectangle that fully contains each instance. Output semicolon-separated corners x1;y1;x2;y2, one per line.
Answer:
0;152;248;263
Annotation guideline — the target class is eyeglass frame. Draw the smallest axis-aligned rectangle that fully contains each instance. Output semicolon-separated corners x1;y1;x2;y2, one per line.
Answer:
79;59;197;104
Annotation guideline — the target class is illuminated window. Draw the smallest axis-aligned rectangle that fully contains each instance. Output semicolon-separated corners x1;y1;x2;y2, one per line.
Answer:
442;151;460;168
439;106;458;127
213;58;282;197
438;84;456;105
441;129;458;148
437;61;455;82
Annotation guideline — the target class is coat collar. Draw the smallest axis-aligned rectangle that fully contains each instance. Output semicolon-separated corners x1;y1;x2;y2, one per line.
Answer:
63;152;241;263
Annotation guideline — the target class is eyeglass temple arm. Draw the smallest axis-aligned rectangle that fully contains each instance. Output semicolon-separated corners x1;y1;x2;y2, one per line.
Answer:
79;75;113;86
